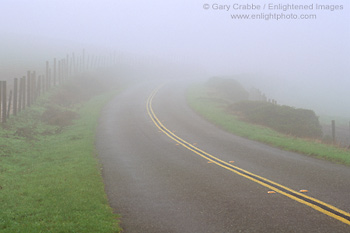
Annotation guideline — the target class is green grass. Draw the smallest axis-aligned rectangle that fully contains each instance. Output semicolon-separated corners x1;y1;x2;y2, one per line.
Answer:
0;87;121;232
187;83;350;165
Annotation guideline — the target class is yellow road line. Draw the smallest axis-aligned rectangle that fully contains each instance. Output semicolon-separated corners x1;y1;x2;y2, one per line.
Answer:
146;86;350;226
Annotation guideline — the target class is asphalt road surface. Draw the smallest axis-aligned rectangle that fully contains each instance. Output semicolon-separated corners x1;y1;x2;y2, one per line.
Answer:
96;80;350;232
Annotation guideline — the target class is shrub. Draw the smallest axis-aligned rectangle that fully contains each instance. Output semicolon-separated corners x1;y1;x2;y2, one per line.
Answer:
229;101;323;139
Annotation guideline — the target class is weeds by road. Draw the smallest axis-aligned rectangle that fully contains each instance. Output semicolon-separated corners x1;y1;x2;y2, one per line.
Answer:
0;77;121;232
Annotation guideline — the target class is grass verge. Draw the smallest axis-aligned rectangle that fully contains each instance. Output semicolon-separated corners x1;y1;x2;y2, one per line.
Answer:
187;83;350;166
0;83;121;232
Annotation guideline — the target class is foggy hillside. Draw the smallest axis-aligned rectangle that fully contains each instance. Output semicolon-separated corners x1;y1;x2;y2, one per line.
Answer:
1;0;349;117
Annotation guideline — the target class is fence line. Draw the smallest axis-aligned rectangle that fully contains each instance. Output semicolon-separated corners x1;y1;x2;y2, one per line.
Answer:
0;49;118;124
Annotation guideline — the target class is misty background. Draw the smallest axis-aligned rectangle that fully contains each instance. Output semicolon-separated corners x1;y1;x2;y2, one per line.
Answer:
1;0;349;118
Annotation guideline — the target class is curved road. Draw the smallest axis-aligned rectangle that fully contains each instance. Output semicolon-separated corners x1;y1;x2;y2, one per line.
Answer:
96;80;350;232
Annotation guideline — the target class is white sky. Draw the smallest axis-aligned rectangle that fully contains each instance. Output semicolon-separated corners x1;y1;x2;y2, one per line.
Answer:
1;0;350;117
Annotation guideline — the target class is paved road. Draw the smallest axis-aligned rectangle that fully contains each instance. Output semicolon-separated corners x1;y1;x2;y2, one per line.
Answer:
96;80;350;232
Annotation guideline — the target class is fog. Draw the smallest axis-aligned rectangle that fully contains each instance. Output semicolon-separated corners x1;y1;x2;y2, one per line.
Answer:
1;0;349;117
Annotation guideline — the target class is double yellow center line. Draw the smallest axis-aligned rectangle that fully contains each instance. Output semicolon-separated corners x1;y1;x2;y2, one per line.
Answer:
146;86;350;226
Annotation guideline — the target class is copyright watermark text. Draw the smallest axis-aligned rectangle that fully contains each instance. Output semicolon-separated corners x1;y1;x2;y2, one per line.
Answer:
203;3;344;20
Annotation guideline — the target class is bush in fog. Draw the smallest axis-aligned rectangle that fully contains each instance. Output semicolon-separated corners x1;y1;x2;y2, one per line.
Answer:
229;101;323;139
206;77;249;103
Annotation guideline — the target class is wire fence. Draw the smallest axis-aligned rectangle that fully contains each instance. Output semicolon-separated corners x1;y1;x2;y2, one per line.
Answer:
322;122;350;148
0;49;117;124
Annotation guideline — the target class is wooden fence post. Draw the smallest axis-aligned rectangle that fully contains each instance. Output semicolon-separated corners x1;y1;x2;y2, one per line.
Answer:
42;73;46;93
83;49;85;71
7;90;12;118
48;64;51;90
64;58;68;80
63;58;66;82
22;76;26;110
86;55;90;71
58;60;61;85
0;81;2;121
53;58;56;86
18;78;22;112
64;58;67;81
90;55;94;69
13;78;18;116
79;56;82;73
332;120;336;144
30;71;33;104
2;81;7;123
48;68;51;91
69;55;72;76
66;54;69;78
27;71;31;107
46;60;49;89
72;53;76;75
32;71;36;103
37;75;41;97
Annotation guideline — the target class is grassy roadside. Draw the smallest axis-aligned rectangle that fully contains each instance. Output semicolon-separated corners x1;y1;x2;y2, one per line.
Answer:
187;83;350;166
0;80;121;232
